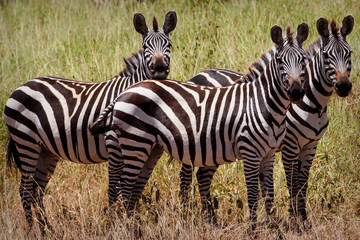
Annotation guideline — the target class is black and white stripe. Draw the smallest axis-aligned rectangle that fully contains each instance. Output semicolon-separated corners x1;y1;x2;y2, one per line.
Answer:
180;15;354;227
281;16;353;224
4;11;177;232
180;47;276;219
90;23;309;226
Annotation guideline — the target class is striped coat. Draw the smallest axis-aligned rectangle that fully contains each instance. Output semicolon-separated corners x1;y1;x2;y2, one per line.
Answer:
4;11;177;232
180;16;354;227
90;23;309;226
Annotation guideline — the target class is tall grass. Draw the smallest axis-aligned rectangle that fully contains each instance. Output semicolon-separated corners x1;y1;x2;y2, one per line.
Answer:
1;0;359;239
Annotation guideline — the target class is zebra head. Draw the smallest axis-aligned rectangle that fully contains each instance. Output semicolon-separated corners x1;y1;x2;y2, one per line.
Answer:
133;11;177;80
317;15;354;97
271;23;309;104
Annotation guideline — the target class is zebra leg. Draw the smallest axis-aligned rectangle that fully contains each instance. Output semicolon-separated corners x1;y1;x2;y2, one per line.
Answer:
297;142;318;223
16;143;42;232
119;145;160;217
179;163;194;205
105;131;124;207
281;140;301;219
259;152;276;220
196;166;218;223
127;146;163;213
33;149;59;234
243;158;260;230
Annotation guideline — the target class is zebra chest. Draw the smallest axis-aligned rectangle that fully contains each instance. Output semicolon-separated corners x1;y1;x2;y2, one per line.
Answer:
235;118;285;159
286;105;329;142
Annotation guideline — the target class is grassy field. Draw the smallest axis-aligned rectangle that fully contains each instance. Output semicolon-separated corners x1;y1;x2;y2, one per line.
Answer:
1;0;360;239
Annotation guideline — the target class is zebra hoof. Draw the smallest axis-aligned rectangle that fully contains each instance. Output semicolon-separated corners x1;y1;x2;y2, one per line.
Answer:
288;215;311;234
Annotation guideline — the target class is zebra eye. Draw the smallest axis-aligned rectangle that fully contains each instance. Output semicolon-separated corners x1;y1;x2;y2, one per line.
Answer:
323;51;329;58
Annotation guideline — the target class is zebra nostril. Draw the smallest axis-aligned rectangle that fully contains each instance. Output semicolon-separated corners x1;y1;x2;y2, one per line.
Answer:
149;65;155;73
154;65;167;73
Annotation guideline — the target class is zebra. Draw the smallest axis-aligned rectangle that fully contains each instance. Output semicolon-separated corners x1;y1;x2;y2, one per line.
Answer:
179;15;354;228
4;11;177;233
179;49;276;220
89;23;309;228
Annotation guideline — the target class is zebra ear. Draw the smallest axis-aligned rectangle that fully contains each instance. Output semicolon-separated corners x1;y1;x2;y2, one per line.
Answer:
296;22;309;46
341;15;354;39
271;25;283;46
163;11;177;35
317;17;329;39
133;13;148;37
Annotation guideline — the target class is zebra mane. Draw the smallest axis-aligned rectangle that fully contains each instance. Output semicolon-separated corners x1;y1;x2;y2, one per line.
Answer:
330;19;339;39
305;37;322;58
238;27;295;82
286;26;294;45
153;17;159;32
242;46;276;82
119;50;144;77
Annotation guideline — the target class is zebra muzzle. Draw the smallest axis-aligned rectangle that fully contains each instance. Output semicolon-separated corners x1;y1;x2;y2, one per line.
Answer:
287;80;304;104
335;76;352;97
151;55;169;79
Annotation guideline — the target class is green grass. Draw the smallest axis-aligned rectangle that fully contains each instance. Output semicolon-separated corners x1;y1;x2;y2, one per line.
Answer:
1;0;360;239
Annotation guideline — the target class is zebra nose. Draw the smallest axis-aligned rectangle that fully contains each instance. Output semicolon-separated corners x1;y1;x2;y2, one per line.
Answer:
334;71;352;97
287;80;304;104
154;64;167;73
151;55;169;79
335;76;352;97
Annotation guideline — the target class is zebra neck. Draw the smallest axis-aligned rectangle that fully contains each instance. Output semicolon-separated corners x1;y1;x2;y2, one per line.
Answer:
264;59;289;117
119;49;150;79
245;59;290;125
109;49;150;96
245;46;276;82
302;52;334;113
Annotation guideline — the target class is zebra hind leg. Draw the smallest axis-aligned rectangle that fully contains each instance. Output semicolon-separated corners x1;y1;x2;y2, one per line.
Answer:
105;132;124;208
33;149;59;235
128;146;163;214
19;174;36;233
14;144;41;233
179;163;194;206
119;144;156;218
196;166;218;224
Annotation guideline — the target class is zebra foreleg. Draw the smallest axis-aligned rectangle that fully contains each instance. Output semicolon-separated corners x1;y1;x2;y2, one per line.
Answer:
281;142;301;219
297;143;317;224
259;152;276;224
33;149;59;235
196;166;218;224
243;157;261;232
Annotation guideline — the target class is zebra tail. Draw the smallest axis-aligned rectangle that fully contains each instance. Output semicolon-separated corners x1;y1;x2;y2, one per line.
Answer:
89;97;119;135
6;135;22;171
89;119;112;135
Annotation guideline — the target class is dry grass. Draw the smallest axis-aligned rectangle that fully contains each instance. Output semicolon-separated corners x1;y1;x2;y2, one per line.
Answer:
1;0;360;239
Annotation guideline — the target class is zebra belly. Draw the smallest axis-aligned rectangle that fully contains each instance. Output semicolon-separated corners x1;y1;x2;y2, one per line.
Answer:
157;134;238;167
